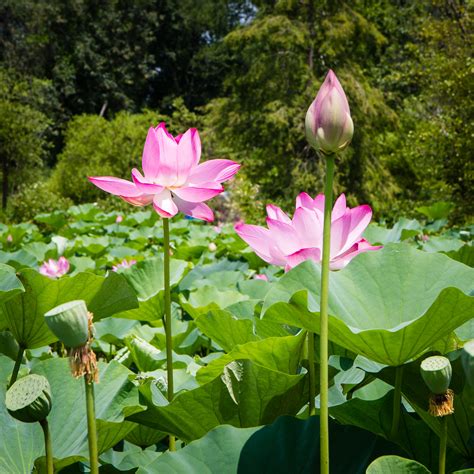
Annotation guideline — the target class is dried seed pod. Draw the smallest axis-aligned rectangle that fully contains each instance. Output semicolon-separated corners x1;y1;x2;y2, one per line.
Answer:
45;300;89;348
420;356;452;395
6;374;52;423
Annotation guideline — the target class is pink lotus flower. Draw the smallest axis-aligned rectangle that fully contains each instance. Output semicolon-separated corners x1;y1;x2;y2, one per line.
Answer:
112;259;137;272
254;274;269;281
6;234;13;243
115;215;123;223
39;257;70;279
89;123;240;222
305;70;353;155
235;193;381;271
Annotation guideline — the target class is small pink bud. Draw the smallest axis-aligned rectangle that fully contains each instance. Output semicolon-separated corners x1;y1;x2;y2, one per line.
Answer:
115;215;123;223
6;234;13;243
305;70;354;154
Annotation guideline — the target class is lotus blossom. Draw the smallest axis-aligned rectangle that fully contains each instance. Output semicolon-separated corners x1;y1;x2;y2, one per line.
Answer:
39;257;70;279
305;70;353;154
254;274;269;281
235;193;381;271
89;123;240;222
112;259;137;272
115;215;123;223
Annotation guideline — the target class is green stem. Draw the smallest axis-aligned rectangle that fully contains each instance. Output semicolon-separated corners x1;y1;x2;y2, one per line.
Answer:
319;153;335;474
307;331;316;416
9;345;24;388
84;379;99;473
439;416;448;474
40;419;54;474
163;218;176;452
390;365;404;439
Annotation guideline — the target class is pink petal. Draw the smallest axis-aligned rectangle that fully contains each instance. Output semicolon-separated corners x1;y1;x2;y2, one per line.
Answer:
234;223;285;266
172;182;223;202
88;176;141;197
153;190;178;218
131;168;164;194
291;207;323;249
330;239;382;270
266;204;291;224
286;247;321;270
155;125;178;187
331;194;347;221
174;196;214;222
266;218;301;256
175;128;201;186
188;159;240;185
295;192;314;209
142;127;161;180
121;194;154;206
330;205;373;257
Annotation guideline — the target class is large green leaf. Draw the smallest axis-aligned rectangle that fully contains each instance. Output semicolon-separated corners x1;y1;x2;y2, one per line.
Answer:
138;416;378;474
0;356;145;472
130;360;307;442
366;456;430;473
0;264;24;305
263;245;474;365
196;333;305;384
0;269;138;348
116;257;188;321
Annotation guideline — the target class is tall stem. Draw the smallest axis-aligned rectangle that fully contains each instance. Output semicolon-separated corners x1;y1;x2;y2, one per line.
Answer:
163;218;176;451
390;365;404;439
40;419;54;474
439;416;448;474
84;379;99;473
307;331;316;415
319;153;335;474
9;345;24;388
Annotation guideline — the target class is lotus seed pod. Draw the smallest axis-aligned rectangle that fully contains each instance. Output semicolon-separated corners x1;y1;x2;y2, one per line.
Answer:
6;374;52;423
45;300;89;348
420;356;452;395
461;339;474;386
0;330;21;361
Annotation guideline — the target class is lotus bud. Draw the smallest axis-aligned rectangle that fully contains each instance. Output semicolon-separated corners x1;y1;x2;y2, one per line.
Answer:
305;69;354;155
461;339;474;387
44;300;89;348
420;356;454;417
6;374;52;423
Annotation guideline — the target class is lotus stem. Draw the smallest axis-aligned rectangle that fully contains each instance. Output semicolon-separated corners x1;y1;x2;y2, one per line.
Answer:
439;415;447;474
9;345;24;388
307;331;316;416
319;153;335;474
390;365;404;438
40;419;54;474
84;378;99;473
163;217;176;451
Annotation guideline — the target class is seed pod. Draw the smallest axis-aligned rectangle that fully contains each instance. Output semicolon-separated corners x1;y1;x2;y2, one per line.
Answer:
45;300;89;348
461;339;474;387
6;374;52;423
420;356;452;395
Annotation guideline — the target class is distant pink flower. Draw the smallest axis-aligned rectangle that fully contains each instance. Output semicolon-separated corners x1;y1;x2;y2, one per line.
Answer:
421;234;429;242
305;70;353;154
6;234;13;243
115;215;123;223
89;123;240;222
208;243;217;252
112;259;137;272
235;193;381;271
254;274;268;281
213;224;222;234
39;257;70;279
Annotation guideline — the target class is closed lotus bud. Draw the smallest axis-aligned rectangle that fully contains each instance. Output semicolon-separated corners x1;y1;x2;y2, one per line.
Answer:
305;69;354;154
462;339;474;387
420;356;452;395
6;374;52;423
45;300;89;348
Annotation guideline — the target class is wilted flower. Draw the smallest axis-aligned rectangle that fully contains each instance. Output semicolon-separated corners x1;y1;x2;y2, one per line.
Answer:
305;70;353;155
112;259;137;272
235;193;381;271
89;123;240;222
39;257;70;279
115;215;123;223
